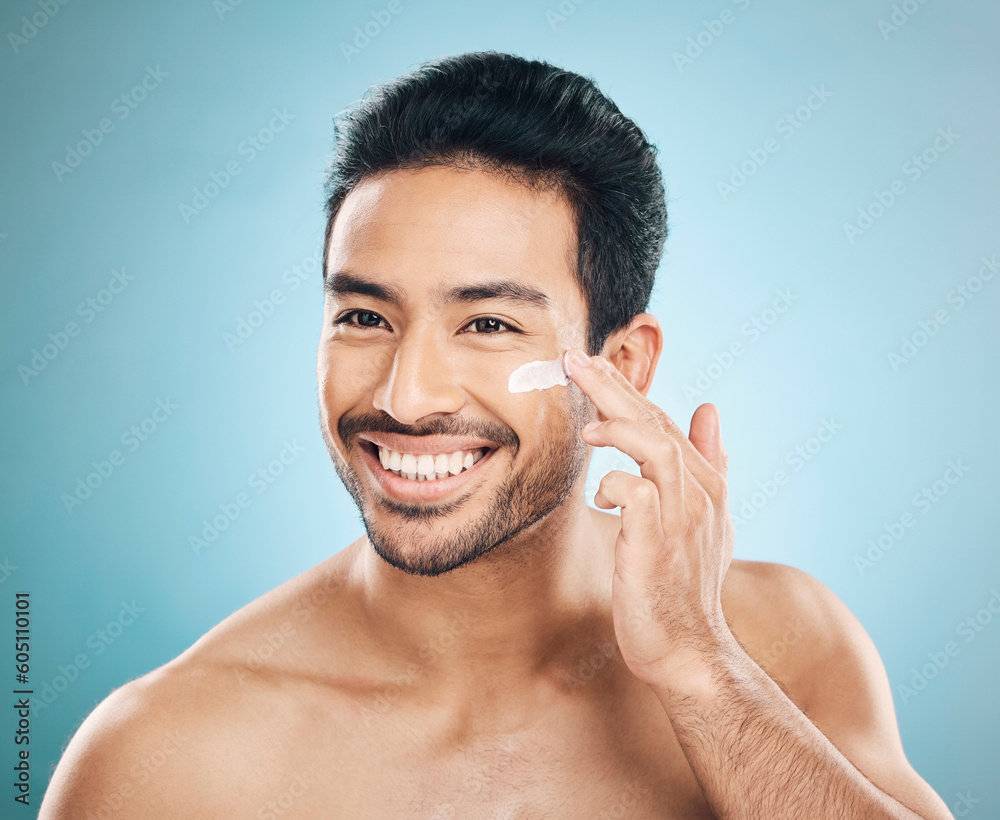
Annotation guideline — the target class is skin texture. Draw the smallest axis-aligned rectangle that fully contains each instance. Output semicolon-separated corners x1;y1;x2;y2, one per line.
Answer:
39;166;953;819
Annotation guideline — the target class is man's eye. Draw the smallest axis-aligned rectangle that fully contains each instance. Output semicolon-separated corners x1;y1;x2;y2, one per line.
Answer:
336;310;388;329
334;312;516;334
465;316;514;334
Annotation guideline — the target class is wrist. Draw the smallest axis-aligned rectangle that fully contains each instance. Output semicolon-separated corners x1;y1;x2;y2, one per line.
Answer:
643;627;745;700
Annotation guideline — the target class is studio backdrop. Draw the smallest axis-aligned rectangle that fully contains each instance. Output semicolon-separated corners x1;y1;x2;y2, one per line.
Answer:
1;0;997;815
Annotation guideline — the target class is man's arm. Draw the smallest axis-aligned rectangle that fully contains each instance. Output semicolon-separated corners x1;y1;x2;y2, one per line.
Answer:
563;347;951;820
648;563;952;820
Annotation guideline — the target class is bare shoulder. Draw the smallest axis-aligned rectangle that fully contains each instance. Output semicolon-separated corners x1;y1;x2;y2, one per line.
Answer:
721;559;951;820
39;656;236;818
722;557;900;721
721;558;865;703
40;547;362;819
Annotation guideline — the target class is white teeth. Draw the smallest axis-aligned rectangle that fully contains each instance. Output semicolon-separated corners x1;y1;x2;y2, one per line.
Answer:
376;445;488;481
416;454;435;478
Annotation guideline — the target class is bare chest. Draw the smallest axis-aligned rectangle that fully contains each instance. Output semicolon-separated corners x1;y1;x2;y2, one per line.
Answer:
247;682;716;819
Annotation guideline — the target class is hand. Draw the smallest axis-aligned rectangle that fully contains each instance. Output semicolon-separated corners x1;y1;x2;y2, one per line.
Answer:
564;349;735;685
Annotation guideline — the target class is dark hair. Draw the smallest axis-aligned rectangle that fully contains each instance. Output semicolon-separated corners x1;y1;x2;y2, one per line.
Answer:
322;50;667;355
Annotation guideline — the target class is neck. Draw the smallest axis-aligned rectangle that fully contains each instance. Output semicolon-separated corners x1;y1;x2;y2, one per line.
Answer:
351;491;619;693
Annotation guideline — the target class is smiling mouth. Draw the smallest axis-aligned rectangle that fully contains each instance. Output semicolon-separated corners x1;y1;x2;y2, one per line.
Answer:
365;442;490;481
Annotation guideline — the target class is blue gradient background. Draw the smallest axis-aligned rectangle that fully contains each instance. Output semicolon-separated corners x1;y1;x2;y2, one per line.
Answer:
2;0;998;815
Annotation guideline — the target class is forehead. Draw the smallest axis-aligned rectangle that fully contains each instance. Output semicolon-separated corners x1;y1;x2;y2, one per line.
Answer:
326;165;583;310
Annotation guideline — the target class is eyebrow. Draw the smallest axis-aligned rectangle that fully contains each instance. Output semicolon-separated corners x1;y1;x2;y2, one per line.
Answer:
324;271;404;305
324;271;550;310
440;279;550;309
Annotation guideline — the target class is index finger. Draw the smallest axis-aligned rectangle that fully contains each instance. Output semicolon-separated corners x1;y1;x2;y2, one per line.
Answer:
563;348;718;478
563;348;670;428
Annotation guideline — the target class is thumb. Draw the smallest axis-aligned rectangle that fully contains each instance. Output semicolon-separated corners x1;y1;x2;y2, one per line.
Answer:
689;403;728;478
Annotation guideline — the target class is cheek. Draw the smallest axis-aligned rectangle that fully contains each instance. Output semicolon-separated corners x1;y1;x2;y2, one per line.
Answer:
317;342;394;411
504;386;590;450
461;352;532;408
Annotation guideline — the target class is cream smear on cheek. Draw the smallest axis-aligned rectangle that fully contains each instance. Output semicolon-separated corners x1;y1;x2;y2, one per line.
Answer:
507;352;570;393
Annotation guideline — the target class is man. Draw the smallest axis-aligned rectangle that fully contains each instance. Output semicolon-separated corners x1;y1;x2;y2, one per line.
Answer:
41;51;951;818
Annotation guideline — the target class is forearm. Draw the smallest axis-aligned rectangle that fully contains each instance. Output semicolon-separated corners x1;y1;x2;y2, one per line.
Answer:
648;634;928;820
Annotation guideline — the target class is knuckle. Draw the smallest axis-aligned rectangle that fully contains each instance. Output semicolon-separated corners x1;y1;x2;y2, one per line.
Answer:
704;471;727;500
634;479;657;503
687;484;711;516
658;437;683;462
599;469;625;492
658;412;680;434
716;479;729;504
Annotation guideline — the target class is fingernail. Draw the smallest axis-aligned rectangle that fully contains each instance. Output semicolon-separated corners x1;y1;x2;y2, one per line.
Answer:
595;357;615;374
583;421;600;434
570;349;591;368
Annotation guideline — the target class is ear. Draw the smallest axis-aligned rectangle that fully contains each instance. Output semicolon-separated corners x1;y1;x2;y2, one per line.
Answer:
601;313;663;397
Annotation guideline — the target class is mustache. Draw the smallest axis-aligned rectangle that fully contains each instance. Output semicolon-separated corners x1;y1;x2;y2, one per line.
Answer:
338;410;520;451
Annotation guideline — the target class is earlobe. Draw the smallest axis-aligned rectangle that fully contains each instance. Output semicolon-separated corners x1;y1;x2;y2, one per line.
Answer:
604;313;663;396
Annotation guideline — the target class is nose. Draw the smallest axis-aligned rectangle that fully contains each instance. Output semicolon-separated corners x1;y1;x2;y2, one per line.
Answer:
372;329;466;425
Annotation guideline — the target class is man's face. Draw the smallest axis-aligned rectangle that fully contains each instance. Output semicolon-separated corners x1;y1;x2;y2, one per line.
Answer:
318;165;594;576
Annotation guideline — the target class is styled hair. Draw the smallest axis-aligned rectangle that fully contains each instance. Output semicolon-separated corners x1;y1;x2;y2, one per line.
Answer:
322;50;667;354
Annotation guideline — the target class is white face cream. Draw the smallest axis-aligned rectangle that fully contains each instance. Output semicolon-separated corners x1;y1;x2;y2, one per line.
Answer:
507;354;570;393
